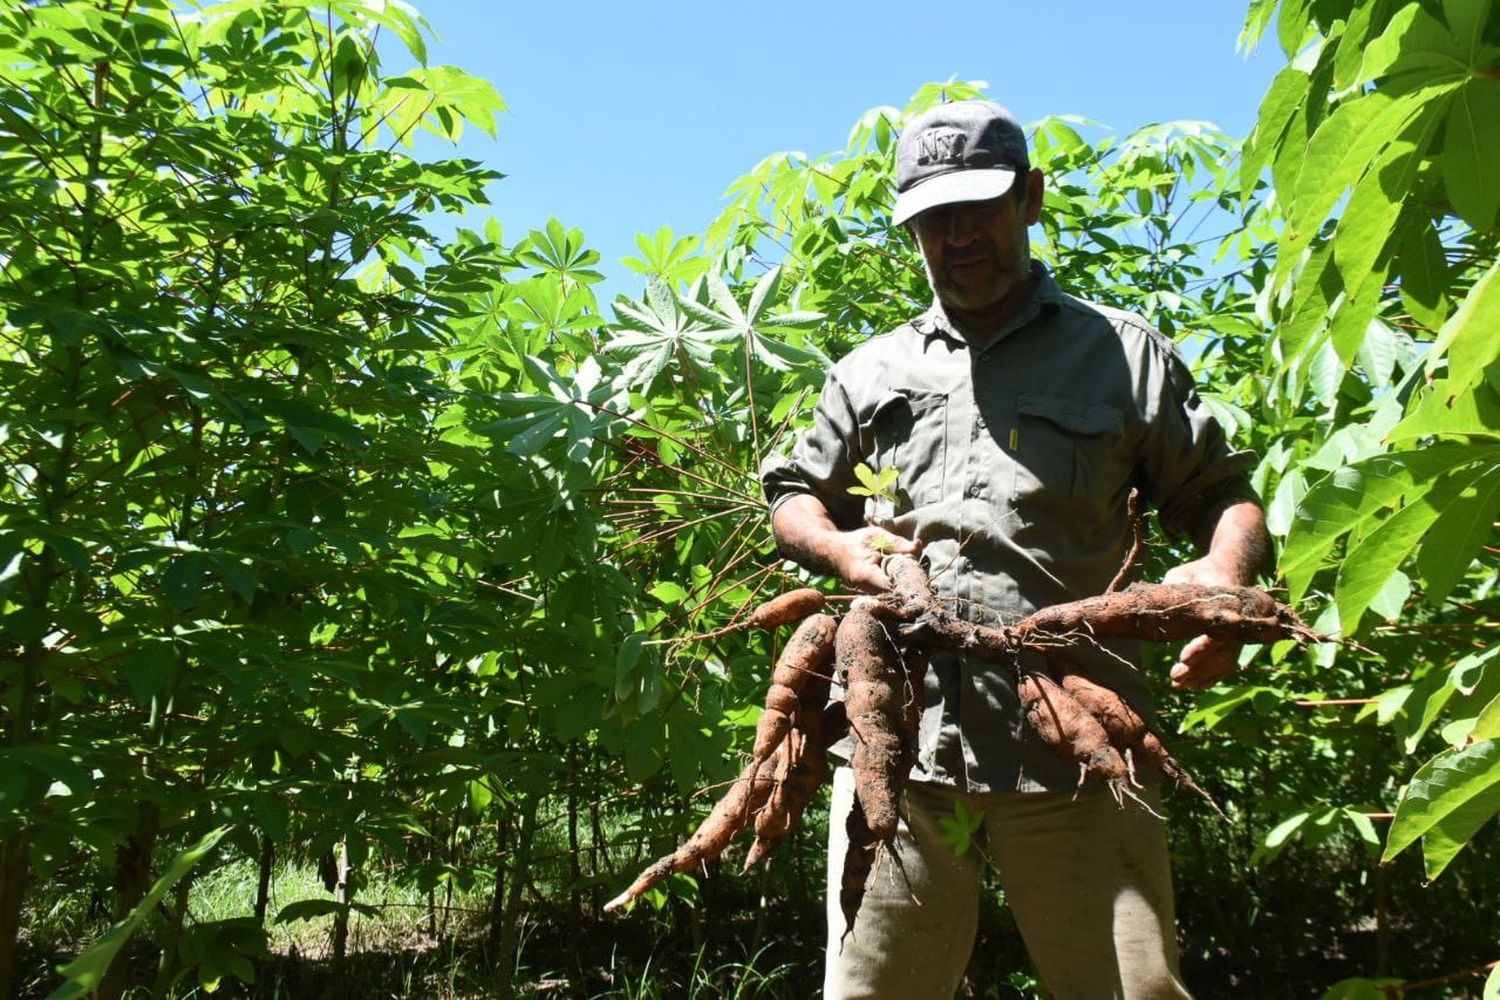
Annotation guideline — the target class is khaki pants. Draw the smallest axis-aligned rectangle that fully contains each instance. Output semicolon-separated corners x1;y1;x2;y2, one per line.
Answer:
824;767;1193;999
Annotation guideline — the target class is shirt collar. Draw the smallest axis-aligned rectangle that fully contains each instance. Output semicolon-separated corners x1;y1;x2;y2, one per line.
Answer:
910;260;1062;352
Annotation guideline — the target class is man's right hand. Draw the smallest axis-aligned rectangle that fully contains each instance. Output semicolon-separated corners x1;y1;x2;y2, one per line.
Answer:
827;526;924;593
770;494;923;594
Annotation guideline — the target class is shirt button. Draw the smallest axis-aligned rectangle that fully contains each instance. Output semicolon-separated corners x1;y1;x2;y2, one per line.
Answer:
966;483;981;498
975;415;986;429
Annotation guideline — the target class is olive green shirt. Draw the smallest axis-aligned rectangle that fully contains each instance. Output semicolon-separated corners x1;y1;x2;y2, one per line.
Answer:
761;263;1256;792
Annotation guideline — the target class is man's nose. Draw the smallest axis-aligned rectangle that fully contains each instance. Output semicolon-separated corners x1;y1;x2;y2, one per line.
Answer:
944;208;983;244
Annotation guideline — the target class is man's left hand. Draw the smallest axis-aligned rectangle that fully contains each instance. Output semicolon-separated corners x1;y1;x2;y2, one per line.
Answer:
1162;556;1243;691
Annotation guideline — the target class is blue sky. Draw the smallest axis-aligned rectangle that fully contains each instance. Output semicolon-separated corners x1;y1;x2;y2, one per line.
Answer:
396;1;1285;301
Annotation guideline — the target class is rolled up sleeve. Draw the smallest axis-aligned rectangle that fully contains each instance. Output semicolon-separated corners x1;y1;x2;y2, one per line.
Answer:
760;367;866;530
1138;338;1258;541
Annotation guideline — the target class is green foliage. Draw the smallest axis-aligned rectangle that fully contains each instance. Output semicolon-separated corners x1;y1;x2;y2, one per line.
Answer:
48;827;228;1000
0;1;634;991
2;0;1497;992
1239;0;1500;902
845;463;901;505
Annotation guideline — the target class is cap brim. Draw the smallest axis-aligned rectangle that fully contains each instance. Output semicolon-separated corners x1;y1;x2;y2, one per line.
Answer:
891;168;1017;226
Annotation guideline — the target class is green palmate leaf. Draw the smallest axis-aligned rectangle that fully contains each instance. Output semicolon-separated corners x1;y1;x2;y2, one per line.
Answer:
275;898;380;923
1336;459;1498;631
846;462;900;501
1243;65;1311;199
49;827;230;1000
1427;259;1500;393
1383;739;1500;867
1415;463;1500;604
1353;2;1469;90
938;800;986;857
1444;79;1500;232
1388;380;1500;441
1319;979;1407;1000
1355;319;1398;389
1279;88;1430;272
1473;692;1500;743
622;226;708;286
1326;96;1450;362
1398;211;1451;333
1281;447;1466;602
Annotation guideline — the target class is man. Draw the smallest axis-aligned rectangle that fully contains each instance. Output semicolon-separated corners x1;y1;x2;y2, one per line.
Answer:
760;100;1268;998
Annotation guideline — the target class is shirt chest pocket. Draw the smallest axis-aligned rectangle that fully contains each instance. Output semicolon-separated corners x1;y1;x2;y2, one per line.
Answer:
1012;393;1126;516
859;387;948;517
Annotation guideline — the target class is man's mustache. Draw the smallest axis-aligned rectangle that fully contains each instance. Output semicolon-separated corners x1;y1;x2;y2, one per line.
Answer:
944;246;997;267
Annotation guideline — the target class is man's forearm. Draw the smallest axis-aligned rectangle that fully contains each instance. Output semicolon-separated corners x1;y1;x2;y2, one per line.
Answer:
1193;497;1270;586
771;494;850;578
771;493;922;593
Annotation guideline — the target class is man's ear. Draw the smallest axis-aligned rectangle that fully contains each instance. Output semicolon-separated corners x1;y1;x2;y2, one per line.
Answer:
1023;169;1044;225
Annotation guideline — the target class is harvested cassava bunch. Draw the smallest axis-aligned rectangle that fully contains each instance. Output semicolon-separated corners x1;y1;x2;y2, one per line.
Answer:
606;553;1325;921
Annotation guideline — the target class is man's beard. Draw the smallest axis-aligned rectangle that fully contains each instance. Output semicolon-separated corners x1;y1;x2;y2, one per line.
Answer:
926;248;1030;314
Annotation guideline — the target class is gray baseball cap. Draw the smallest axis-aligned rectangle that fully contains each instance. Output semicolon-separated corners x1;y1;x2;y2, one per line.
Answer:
892;100;1030;226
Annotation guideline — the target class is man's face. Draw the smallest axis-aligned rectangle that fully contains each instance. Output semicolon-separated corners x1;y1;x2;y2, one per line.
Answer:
908;169;1044;315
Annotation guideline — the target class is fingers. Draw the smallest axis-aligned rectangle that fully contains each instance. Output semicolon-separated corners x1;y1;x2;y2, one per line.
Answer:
1161;564;1192;587
1169;635;1241;691
879;532;924;556
831;528;923;593
1161;557;1209;587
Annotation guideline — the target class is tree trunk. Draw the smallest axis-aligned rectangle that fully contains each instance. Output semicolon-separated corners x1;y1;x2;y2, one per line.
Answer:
486;810;512;958
1374;862;1390;977
589;760;609;916
567;783;581;917
151;871;196;995
99;813;160;1000
254;835;275;926
493;793;539;1000
330;839;352;985
0;832;32;998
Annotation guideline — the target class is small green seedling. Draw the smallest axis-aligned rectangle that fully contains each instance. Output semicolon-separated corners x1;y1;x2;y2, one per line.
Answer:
938;800;985;857
847;463;902;506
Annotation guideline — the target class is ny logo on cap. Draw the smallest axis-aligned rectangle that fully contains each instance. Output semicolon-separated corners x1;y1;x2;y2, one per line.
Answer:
917;129;966;166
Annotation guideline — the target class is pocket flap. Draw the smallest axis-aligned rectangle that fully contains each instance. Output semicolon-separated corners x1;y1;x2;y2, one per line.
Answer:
868;387;946;425
1017;393;1123;436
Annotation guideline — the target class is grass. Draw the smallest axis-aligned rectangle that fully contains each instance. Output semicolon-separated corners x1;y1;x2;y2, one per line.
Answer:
17;852;821;999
